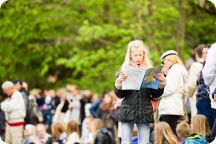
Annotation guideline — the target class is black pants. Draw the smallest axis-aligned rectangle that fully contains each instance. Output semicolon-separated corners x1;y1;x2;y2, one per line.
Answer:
211;109;216;138
160;115;184;136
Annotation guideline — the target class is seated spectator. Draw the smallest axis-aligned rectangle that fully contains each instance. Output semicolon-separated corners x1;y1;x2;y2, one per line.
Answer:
80;117;93;144
94;128;115;144
154;122;179;144
23;124;40;144
182;133;206;144
176;122;191;142
36;124;52;144
66;120;80;144
52;122;67;144
89;118;103;143
191;115;213;142
176;122;206;144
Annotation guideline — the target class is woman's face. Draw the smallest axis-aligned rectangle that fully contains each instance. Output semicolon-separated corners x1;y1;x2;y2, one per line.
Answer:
202;47;208;62
162;55;174;70
103;94;111;104
130;47;144;66
23;129;29;137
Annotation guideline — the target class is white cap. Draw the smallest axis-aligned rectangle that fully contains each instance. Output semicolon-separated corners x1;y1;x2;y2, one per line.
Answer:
2;81;14;89
160;50;178;60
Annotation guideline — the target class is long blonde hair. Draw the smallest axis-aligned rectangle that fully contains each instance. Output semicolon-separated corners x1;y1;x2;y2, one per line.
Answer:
154;122;179;144
122;40;151;68
191;114;211;137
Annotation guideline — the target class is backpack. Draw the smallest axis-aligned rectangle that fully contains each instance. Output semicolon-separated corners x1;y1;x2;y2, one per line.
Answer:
183;133;207;144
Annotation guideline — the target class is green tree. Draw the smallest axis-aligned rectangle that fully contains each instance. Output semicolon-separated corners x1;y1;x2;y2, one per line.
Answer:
0;0;215;93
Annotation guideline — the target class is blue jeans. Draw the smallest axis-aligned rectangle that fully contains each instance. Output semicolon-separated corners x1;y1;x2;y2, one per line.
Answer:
121;122;150;144
197;100;215;129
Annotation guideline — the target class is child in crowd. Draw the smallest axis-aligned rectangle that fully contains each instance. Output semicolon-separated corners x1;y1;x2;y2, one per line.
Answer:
154;122;179;144
176;121;207;144
115;40;166;143
191;115;213;143
52;122;67;144
66;120;80;144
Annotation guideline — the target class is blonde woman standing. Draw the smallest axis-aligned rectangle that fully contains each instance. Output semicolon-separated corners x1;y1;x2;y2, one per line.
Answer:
158;50;188;135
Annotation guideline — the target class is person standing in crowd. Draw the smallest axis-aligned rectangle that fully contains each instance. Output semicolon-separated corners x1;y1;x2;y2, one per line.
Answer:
0;81;26;144
52;88;70;123
115;40;166;144
158;50;188;135
0;96;6;141
95;91;117;139
67;85;82;125
196;46;215;129
202;42;216;138
185;45;205;121
13;80;30;124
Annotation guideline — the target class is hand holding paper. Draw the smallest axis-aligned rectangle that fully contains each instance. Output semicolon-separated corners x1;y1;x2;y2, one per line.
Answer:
122;66;146;90
117;72;127;83
140;66;163;90
154;73;166;83
122;66;163;90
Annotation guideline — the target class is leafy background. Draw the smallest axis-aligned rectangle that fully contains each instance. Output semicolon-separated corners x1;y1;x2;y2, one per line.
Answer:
0;0;215;94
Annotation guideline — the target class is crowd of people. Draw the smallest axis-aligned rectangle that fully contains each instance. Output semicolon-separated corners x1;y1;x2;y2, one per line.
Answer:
0;40;216;144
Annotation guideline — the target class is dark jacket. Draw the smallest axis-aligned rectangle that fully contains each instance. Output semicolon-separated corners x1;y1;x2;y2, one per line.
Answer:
197;72;211;102
115;88;164;123
94;128;115;144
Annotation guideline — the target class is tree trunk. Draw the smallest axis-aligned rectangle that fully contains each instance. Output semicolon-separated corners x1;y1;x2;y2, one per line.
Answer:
177;0;185;57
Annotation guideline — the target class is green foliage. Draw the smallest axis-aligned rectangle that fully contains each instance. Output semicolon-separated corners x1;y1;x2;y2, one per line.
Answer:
0;0;215;93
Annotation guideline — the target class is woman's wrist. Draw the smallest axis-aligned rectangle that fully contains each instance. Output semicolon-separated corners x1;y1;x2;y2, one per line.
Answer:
159;80;166;89
115;79;122;89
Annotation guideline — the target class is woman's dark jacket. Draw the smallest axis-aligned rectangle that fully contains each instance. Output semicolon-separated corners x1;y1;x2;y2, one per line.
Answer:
115;88;164;123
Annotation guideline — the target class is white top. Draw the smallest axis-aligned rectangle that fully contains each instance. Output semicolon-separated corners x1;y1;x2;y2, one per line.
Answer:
203;42;216;108
66;132;80;144
69;95;81;124
1;90;26;123
158;64;188;116
185;62;203;97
